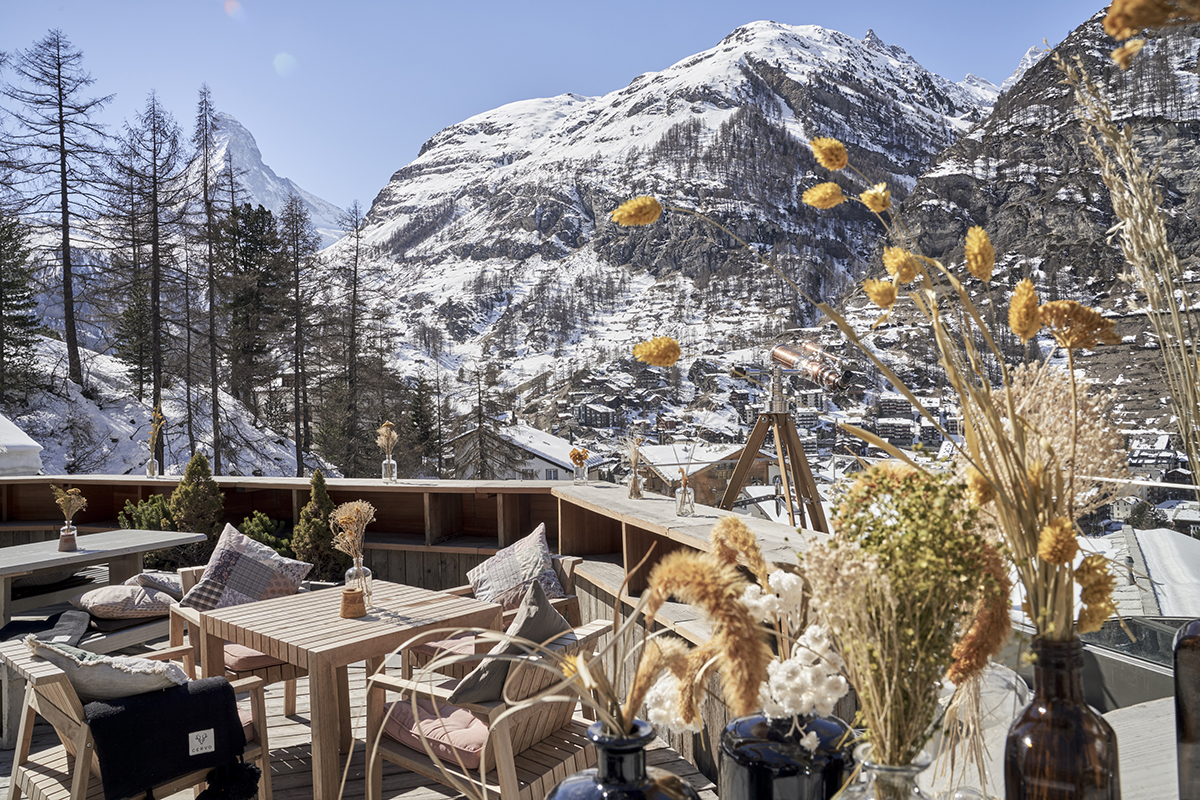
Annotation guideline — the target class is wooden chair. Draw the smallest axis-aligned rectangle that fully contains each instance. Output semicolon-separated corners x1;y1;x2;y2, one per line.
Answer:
169;565;305;716
366;618;610;800
0;640;272;800
402;555;582;680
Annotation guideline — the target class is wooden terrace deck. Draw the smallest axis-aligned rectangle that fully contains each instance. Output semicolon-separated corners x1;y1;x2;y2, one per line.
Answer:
0;650;719;800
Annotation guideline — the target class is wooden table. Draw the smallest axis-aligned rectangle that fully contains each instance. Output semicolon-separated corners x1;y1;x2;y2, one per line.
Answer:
0;528;207;625
198;580;503;800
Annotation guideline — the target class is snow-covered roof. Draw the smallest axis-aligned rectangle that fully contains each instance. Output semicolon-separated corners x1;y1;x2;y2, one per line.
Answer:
0;413;42;476
498;424;602;469
1135;527;1200;615
638;442;757;480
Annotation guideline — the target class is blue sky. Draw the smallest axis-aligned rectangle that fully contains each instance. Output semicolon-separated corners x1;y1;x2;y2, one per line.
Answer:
3;0;1104;212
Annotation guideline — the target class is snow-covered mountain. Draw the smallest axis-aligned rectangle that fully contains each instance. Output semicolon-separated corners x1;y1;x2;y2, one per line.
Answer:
1000;45;1049;93
346;21;997;404
214;112;346;246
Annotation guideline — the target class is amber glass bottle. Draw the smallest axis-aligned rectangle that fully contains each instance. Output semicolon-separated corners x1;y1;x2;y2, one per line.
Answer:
1003;637;1119;800
1175;620;1200;799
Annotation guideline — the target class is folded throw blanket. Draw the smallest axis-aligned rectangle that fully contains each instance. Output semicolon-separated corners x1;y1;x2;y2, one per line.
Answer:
85;677;249;800
0;610;89;647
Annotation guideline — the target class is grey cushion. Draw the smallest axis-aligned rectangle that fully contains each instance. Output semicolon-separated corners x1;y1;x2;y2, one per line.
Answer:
466;523;565;610
447;580;570;705
25;636;189;701
71;585;175;619
124;570;185;601
180;524;312;611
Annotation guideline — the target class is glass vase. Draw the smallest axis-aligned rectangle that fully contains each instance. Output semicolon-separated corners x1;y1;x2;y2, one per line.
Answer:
835;745;931;800
720;713;855;800
58;522;77;552
676;486;695;517
628;471;643;500
574;464;588;485
381;457;397;483
345;557;373;605
544;719;701;800
1003;636;1119;800
146;457;159;478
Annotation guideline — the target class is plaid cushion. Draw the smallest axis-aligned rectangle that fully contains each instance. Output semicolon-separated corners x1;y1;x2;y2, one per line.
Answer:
180;524;312;612
466;523;565;610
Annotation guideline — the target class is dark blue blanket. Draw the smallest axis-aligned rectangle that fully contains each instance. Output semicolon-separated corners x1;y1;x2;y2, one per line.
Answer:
85;677;246;800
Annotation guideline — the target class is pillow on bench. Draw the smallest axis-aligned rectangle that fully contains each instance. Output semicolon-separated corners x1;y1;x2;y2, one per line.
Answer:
25;636;189;701
466;523;565;611
71;585;175;619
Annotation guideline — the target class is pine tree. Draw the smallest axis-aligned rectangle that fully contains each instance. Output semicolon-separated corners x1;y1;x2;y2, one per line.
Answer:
169;452;225;562
277;194;320;477
452;365;525;479
409;370;437;472
291;469;347;581
1;30;111;389
0;214;42;403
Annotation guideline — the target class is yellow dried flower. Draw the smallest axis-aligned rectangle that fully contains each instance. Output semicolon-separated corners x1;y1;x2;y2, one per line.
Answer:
863;278;897;310
802;182;845;210
1008;278;1040;342
964;227;994;284
966;467;995;508
1077;601;1116;634
612;196;663;227
1036;517;1077;566
860;183;891;213
632;336;681;367
1038;300;1121;350
810;137;848;170
1112;38;1147;69
1104;0;1173;39
882;247;919;284
1075;553;1118;606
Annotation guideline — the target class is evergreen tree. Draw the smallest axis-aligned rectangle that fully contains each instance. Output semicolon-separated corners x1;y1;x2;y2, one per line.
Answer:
277;194;321;477
169;452;225;563
240;511;292;557
291;469;347;581
452;364;525;479
0;214;42;403
409;370;437;471
114;270;152;399
0;30;111;388
224;203;286;418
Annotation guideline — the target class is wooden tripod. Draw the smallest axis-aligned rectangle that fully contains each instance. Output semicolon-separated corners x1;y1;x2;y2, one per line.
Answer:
717;411;828;533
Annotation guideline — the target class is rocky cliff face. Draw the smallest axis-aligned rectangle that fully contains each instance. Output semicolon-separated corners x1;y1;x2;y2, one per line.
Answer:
349;21;997;388
870;13;1200;428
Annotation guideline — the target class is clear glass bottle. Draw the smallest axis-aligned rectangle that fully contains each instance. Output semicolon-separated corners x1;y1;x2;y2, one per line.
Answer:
837;745;931;800
676;485;695;517
345;556;373;604
628;471;643;500
381;457;397;483
58;522;77;552
146;457;159;478
574;464;588;485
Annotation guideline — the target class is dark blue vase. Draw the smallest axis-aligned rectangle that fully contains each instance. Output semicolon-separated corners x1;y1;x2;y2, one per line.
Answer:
719;713;855;800
544;719;701;800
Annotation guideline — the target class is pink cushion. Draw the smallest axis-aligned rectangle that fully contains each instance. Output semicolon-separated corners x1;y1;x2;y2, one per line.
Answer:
224;643;285;672
383;695;489;770
238;706;256;743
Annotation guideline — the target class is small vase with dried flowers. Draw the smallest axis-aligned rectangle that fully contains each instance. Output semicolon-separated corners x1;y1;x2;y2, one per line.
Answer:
377;421;398;483
51;486;88;552
570;447;589;485
624;436;644;500
332;500;375;618
146;405;164;478
674;469;694;517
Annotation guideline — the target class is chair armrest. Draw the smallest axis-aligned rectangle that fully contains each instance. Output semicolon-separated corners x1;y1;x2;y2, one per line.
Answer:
145;644;195;663
228;674;265;694
368;672;500;715
170;604;203;627
444;584;474;597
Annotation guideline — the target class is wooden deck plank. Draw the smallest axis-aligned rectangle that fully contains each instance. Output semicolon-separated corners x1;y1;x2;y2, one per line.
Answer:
0;658;718;800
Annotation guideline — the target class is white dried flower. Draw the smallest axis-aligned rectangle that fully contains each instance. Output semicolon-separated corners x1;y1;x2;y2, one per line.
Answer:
800;730;820;752
645;672;702;735
767;570;807;611
740;583;780;623
757;623;848;719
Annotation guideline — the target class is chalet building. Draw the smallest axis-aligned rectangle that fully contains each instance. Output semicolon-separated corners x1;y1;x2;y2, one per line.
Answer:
878;393;913;419
576;403;616;428
450;423;599;481
876;418;916;446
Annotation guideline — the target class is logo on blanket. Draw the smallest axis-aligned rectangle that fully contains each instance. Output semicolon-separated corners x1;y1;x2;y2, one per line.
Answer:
189;729;216;756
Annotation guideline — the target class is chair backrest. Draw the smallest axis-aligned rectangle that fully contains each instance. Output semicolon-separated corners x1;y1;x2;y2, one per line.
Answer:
496;619;609;761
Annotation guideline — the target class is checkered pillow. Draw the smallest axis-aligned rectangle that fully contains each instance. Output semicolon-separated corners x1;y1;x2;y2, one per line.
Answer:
467;523;565;610
180;524;312;611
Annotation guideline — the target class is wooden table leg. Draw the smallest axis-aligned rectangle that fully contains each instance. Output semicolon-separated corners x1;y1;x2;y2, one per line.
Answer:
337;665;351;754
365;656;385;800
309;657;341;800
107;553;142;585
0;576;11;627
200;625;223;680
